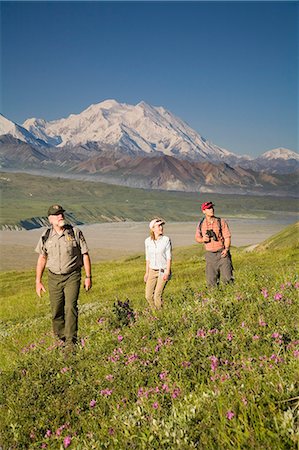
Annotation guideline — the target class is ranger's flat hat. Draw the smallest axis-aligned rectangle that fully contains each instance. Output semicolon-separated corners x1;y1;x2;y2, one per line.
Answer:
48;204;65;216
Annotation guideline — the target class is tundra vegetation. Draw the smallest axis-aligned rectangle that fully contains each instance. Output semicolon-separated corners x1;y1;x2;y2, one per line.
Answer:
0;223;298;449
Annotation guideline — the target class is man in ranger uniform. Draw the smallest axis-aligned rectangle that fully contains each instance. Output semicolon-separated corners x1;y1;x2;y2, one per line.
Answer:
35;204;92;351
195;201;233;287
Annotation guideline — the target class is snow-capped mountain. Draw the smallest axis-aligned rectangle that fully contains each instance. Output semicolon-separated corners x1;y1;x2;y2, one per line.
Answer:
258;148;298;161
22;99;237;162
0;114;48;149
0;101;297;195
238;147;298;174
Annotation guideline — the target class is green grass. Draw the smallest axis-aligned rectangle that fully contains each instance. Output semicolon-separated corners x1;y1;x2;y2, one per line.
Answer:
1;171;298;227
255;221;299;251
0;224;298;449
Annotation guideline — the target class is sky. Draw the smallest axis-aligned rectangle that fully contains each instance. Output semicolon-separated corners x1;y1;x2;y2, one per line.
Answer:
1;1;298;157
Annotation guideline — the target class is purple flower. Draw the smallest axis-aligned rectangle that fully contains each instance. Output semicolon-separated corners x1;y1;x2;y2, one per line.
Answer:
261;288;269;298
172;387;181;399
226;410;235;420
159;371;168;380
210;355;219;372
274;292;283;301
196;329;206;338
90;399;97;408
293;350;299;358
45;430;52;438
63;436;72;448
100;389;113;396
252;335;260;340
117;335;123;342
259;320;267;327
227;332;233;341
152;402;159;409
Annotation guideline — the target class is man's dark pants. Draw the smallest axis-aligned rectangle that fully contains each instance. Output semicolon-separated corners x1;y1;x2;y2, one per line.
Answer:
205;250;233;287
48;269;81;345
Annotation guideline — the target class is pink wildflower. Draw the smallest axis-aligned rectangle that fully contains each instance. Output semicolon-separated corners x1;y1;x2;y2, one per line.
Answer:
45;430;52;438
90;399;97;408
100;389;113;396
252;335;260;340
182;361;191;367
210;355;219;372
97;317;105;324
274;292;283;301
227;332;233;341
63;436;72;448
196;329;206;338
159;371;168;380
261;288;268;298
81;338;86;347
226;410;235;420
259;319;267;327
152;402;159;409
172;387;181;398
117;335;123;342
293;350;299;358
105;374;114;381
242;397;248;406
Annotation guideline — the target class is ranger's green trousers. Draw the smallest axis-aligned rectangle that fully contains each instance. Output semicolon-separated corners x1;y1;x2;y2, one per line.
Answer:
48;269;81;345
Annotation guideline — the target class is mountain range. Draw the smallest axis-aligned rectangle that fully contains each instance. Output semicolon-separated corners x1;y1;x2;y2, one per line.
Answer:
0;100;298;195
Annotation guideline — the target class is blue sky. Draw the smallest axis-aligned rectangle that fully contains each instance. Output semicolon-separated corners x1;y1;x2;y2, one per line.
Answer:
1;1;298;156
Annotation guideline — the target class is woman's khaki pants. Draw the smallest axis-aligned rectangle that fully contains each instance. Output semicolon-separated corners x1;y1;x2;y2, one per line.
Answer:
145;268;168;310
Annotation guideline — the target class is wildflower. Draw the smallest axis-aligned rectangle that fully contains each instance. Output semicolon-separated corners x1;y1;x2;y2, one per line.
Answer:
271;332;281;339
293;350;299;358
63;436;72;448
242;397;248;406
226;410;235;420
81;338;86;347
100;389;113;396
261;288;268;298
294;282;299;289
274;292;283;301
152;402;159;409
30;431;36;440
97;317;105;324
61;367;71;374
108;428;115;435
90;399;97;408
182;361;191;367
172;387;181;398
259;319;267;327
45;430;52;438
208;328;219;334
41;444;48;449
162;383;170;392
159;371;168;380
241;322;246;328
117;335;123;342
105;374;114;381
252;335;260;340
210;355;219;372
196;329;206;338
227;332;233;341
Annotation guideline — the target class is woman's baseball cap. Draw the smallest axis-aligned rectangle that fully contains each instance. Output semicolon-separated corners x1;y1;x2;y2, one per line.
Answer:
201;201;215;211
48;204;65;216
149;218;165;229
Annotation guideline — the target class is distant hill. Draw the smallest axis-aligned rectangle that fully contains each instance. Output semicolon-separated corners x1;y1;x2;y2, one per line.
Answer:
254;221;299;251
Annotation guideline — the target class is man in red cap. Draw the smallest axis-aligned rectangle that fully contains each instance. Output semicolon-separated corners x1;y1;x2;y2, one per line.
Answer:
195;201;233;287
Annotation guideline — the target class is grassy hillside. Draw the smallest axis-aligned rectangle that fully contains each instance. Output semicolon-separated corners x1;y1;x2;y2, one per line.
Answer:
255;221;299;251
0;225;298;448
1;171;298;227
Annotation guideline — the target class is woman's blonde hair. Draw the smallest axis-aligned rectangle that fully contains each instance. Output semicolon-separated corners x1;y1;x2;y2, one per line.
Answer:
149;217;165;240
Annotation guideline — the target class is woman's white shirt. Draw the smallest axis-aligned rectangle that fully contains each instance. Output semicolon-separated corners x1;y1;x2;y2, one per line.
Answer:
145;235;172;270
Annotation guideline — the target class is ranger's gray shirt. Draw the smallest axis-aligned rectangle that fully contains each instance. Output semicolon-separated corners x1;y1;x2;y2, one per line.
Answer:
35;226;89;275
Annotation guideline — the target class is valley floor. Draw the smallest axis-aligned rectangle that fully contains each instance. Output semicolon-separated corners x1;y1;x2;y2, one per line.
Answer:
0;218;296;271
